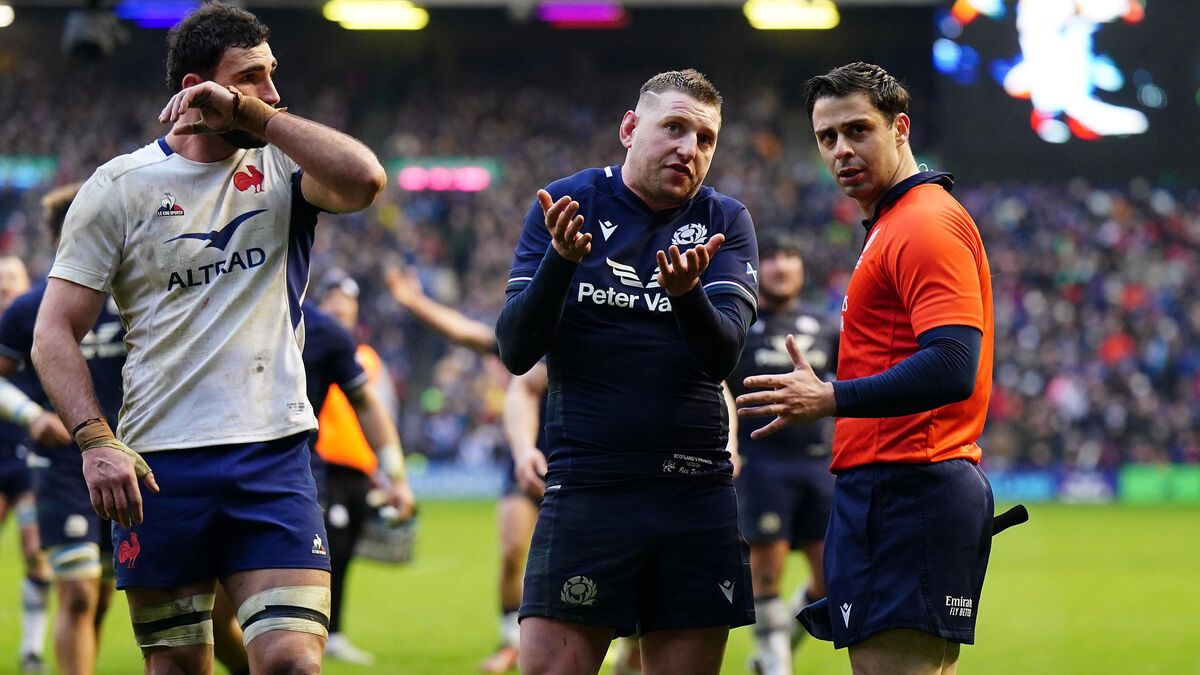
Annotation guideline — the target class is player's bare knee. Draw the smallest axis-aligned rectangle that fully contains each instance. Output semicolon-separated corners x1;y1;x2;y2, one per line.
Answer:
251;636;322;675
501;551;525;577
58;581;98;618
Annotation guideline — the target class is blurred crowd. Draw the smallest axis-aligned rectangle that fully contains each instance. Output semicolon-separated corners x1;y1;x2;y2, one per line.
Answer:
2;44;1198;475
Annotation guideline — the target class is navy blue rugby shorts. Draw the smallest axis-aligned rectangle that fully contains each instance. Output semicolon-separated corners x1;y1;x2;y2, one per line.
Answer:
735;452;833;547
112;432;330;589
520;469;754;637
821;458;993;648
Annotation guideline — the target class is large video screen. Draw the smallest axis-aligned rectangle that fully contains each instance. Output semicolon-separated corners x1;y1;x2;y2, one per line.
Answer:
932;0;1199;181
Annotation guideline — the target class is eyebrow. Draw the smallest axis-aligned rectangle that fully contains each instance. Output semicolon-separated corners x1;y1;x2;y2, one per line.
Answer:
814;116;874;136
663;113;719;136
234;61;278;77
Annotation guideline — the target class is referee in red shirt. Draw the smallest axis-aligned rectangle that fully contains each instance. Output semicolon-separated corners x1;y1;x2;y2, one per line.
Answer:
737;62;995;675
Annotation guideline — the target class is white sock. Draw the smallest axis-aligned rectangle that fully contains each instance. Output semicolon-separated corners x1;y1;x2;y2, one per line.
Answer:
790;587;819;648
20;576;49;657
501;611;520;648
753;596;793;675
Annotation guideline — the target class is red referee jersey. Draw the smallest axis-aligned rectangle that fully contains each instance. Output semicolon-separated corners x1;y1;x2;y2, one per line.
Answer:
832;174;993;472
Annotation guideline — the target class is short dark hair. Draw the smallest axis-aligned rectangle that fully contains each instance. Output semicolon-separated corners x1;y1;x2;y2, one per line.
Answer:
640;69;723;112
804;62;909;125
41;182;83;243
165;2;270;92
757;230;804;258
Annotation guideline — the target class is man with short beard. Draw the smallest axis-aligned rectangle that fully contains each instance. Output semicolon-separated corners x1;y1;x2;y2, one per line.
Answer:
31;3;386;673
497;69;760;675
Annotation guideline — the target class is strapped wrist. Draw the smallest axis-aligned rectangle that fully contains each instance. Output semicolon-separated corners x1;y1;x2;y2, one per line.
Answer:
74;418;116;452
226;86;287;137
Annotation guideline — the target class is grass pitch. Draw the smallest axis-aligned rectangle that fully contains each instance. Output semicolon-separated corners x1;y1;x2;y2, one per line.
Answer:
1;501;1197;674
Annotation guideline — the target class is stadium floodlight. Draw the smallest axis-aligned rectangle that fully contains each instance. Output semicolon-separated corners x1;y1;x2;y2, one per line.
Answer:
744;0;839;30
323;0;429;29
62;6;129;60
0;4;14;29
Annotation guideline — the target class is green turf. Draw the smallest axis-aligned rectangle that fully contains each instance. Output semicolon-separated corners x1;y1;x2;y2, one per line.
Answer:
2;501;1197;673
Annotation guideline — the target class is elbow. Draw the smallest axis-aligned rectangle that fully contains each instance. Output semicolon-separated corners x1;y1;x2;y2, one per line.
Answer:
711;359;739;383
363;160;388;201
345;160;388;212
945;374;976;404
355;159;384;207
497;343;534;376
495;327;534;375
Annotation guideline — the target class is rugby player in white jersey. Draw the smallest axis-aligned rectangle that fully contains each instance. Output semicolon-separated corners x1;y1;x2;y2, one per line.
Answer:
30;3;386;673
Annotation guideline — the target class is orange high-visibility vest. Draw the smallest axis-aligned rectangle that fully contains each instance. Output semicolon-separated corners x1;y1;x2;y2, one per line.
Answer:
315;344;386;475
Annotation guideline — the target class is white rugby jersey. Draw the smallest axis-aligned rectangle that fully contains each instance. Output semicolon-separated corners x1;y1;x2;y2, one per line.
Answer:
51;138;320;452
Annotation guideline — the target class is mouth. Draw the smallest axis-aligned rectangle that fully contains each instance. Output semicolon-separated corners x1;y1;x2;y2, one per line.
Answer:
667;163;692;178
837;166;864;185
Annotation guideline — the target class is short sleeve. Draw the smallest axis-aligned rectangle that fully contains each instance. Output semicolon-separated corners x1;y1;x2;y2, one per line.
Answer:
49;171;125;293
889;212;985;336
505;197;553;298
700;206;759;311
0;294;35;364
327;321;368;394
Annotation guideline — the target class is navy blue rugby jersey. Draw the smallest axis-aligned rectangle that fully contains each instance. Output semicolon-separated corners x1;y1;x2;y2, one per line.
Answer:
505;165;759;467
0;279;127;432
0;421;25;452
301;303;367;415
728;302;837;458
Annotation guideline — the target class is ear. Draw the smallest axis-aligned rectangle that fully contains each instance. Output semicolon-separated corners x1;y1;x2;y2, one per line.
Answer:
619;110;637;149
180;73;205;90
894;112;911;148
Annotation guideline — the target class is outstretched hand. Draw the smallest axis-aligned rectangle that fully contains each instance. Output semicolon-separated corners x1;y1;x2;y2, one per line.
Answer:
538;189;591;262
655;233;725;297
736;334;836;439
385;265;424;308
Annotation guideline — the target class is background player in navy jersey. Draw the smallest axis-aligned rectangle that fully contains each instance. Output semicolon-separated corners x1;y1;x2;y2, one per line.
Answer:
726;233;835;675
0;253;61;674
0;183;125;675
304;274;414;664
30;3;387;672
496;69;760;675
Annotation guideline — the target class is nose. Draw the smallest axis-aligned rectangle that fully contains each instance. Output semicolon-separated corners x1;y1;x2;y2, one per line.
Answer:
833;135;854;161
676;133;698;162
258;77;281;107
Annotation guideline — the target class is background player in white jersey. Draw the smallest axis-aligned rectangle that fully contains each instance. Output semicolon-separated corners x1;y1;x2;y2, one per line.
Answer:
0;254;60;674
30;3;386;673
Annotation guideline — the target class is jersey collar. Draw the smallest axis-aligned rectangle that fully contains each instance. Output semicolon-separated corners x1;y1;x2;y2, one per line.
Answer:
861;171;954;231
